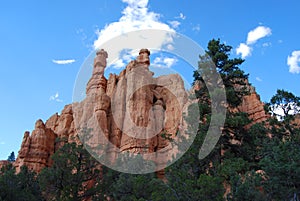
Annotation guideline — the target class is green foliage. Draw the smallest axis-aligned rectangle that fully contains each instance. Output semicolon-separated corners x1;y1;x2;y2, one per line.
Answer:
195;38;249;107
0;164;43;201
227;171;266;201
166;165;225;201
196;174;225;201
111;173;175;201
219;158;249;180
191;38;300;201
241;123;268;163
267;89;300;140
38;142;102;200
1;39;300;201
260;141;300;200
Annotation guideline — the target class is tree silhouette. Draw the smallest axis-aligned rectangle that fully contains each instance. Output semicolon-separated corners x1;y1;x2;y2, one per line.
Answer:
7;151;15;162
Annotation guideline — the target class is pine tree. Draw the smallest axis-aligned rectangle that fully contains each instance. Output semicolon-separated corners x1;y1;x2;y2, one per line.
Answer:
38;142;102;200
0;164;42;201
7;151;15;162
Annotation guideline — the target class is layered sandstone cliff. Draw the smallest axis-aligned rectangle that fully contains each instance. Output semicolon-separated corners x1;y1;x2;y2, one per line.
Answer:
14;49;187;173
15;120;56;173
14;48;271;174
238;83;269;127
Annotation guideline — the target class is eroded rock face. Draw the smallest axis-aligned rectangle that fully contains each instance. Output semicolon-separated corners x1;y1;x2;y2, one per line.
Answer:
45;104;77;146
15;120;57;173
15;49;188;173
14;48;273;174
228;79;268;127
238;90;269;127
74;49;187;169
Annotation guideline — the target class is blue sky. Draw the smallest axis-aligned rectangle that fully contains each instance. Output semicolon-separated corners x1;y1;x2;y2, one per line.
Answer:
0;0;299;159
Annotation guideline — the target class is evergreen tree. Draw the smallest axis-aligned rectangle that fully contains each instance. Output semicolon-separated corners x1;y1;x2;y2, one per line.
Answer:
7;151;15;162
267;89;300;119
193;38;251;165
260;140;300;200
0;164;42;201
194;38;249;107
258;89;300;200
38;141;102;200
110;173;175;201
164;38;254;200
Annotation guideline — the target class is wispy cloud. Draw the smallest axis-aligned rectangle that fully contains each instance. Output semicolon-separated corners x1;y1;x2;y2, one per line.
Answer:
0;141;5;145
93;0;176;69
169;20;180;29
52;59;76;65
152;56;178;68
236;26;272;59
175;12;186;20
256;77;263;82
49;92;63;102
287;50;300;74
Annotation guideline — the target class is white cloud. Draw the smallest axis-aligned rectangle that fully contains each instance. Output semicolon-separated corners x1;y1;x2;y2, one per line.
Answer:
0;141;5;145
152;56;177;68
49;92;63;102
236;26;272;59
256;77;262;82
169;20;180;28
236;43;252;59
111;59;126;69
93;0;173;49
287;50;300;74
52;59;76;65
246;26;272;45
93;0;175;69
175;13;186;20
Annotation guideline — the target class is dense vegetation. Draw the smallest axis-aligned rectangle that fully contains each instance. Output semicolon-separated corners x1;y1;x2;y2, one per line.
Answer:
1;39;300;201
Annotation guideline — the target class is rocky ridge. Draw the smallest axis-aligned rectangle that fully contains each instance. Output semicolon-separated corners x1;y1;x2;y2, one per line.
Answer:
14;49;271;173
14;49;187;173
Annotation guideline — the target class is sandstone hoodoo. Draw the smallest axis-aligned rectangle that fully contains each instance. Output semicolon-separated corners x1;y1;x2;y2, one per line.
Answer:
73;48;188;173
15;120;56;173
14;48;270;174
15;48;189;173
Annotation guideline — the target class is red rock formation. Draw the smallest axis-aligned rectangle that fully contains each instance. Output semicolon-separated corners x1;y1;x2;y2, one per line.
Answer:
73;49;187;173
15;49;188;174
15;120;57;173
14;48;271;174
45;104;77;147
238;87;269;127
0;160;11;170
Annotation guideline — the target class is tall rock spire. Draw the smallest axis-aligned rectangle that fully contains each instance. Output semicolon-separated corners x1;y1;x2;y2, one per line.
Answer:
86;49;108;94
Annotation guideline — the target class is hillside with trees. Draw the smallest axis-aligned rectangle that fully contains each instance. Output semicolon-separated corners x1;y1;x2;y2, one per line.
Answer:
1;39;300;201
